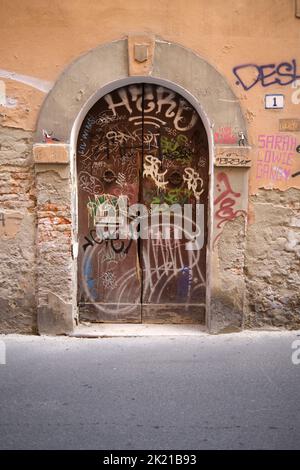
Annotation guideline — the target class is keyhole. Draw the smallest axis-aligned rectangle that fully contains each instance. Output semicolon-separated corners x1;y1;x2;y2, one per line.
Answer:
273;97;277;107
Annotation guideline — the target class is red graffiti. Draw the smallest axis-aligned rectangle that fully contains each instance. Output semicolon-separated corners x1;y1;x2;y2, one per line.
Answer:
214;172;246;230
214;127;237;144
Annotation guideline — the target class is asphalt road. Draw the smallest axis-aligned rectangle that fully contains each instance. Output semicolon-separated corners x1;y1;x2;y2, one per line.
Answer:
0;330;299;450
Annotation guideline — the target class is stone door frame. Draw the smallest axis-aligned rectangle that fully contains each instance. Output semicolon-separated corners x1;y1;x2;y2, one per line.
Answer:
33;36;249;334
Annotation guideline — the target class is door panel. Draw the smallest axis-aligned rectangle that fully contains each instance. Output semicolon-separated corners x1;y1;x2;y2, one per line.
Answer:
77;84;208;323
140;86;208;323
77;87;142;322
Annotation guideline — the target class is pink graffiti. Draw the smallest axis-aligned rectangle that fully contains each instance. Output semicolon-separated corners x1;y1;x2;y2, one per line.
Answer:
214;172;246;234
256;134;295;182
214;127;237;144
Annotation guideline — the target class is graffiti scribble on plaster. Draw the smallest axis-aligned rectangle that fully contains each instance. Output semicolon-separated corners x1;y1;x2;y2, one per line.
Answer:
214;126;237;144
213;172;246;248
233;60;300;91
257;134;296;182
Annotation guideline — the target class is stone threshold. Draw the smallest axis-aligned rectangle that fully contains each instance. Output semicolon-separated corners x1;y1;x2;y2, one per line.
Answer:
69;323;208;338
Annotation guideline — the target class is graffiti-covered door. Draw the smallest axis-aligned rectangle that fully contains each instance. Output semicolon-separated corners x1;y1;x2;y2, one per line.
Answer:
77;84;208;323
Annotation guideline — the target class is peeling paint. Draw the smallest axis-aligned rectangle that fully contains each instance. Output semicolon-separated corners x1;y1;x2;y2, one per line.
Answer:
0;69;53;93
0;80;17;108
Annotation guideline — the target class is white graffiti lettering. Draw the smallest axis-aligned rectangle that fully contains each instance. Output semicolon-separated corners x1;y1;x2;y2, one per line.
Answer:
143;155;168;190
104;88;133;116
183;167;204;200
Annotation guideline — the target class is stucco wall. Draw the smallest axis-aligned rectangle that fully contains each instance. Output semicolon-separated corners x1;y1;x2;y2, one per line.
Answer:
0;0;300;333
245;189;300;329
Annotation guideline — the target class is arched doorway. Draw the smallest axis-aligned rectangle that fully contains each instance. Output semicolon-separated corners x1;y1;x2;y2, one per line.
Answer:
76;83;209;323
34;37;248;334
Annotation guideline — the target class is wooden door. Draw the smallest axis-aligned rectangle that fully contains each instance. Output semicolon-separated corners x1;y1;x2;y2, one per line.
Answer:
77;84;208;323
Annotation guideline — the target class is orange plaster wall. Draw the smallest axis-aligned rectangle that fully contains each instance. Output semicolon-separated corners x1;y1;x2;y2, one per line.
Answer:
0;0;300;192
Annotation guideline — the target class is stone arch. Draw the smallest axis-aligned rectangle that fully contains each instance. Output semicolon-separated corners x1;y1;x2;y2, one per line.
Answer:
33;37;249;334
35;38;246;143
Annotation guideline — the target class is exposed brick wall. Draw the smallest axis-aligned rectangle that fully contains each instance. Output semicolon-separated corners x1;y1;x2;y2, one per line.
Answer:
1;134;300;333
35;168;73;309
0;126;36;333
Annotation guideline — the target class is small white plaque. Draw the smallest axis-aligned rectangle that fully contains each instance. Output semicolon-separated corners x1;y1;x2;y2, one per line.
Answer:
265;94;284;109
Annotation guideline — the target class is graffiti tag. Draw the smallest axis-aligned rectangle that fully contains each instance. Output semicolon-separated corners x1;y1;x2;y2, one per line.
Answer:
183;168;204;200
101;271;118;289
82;229;133;254
214;126;237;144
233;60;300;91
104;85;198;131
160;134;191;160
143;155;168;190
257;134;296;181
213;172;246;247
